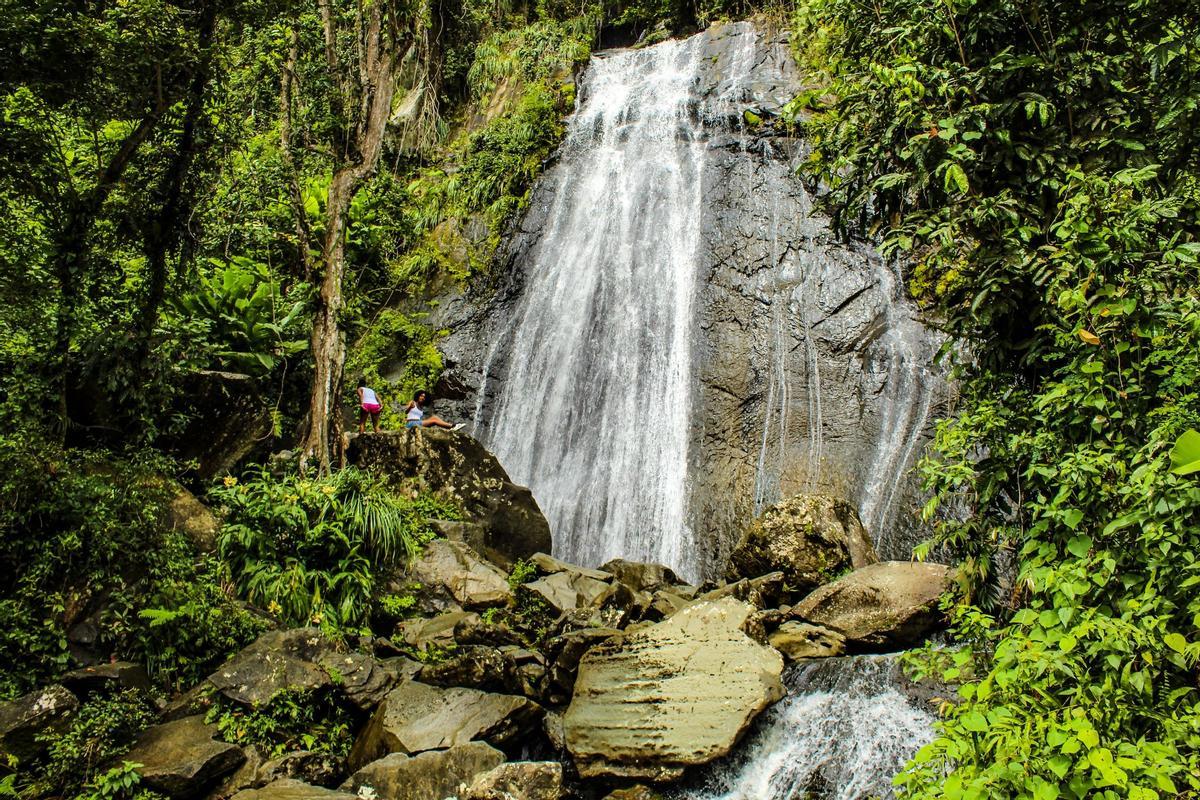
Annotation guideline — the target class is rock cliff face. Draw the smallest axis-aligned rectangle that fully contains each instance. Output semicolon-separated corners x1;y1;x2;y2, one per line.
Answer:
425;22;949;579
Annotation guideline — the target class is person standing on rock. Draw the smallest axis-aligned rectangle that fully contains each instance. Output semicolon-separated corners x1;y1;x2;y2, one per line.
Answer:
357;380;383;433
405;390;464;431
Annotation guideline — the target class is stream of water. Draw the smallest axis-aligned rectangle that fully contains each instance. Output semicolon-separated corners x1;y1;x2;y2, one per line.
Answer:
680;656;936;800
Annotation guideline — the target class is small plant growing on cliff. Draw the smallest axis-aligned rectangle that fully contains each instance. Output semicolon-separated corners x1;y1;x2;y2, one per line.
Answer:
210;467;460;629
506;558;538;590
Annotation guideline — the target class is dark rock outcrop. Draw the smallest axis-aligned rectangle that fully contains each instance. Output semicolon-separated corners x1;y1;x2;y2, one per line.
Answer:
162;370;273;479
125;716;246;798
347;430;550;567
0;684;79;761
60;662;152;698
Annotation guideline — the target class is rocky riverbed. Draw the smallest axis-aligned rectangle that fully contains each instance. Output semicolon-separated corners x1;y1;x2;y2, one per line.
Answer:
1;431;952;800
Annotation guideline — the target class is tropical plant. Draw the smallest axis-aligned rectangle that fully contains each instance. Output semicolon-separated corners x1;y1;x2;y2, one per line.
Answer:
169;257;309;376
211;466;460;629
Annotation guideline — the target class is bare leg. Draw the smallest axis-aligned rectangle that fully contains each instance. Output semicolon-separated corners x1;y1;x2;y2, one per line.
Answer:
358;408;367;433
422;415;454;430
371;411;381;432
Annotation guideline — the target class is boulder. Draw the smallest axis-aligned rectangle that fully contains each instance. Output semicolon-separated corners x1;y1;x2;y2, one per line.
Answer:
348;681;543;769
167;486;221;552
0;684;79;761
768;621;846;660
60;662;152;697
600;559;679;593
793;561;953;650
317;652;408;712
643;590;691;622
416;645;543;698
563;598;784;781
408;540;513;610
395;611;478;652
347;431;551;566
463;761;563;800
125;716;246;798
258;751;343;788
697;572;786;610
726;495;878;591
341;742;504;800
208;629;337;707
529;553;611;581
230;779;356;800
522;570;610;615
544;628;621;700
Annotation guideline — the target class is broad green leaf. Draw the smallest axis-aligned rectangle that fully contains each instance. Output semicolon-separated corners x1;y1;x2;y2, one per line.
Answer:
1169;429;1200;475
1163;633;1187;653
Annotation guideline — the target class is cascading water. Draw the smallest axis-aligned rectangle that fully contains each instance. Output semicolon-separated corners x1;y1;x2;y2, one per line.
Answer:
453;22;947;800
679;656;936;800
480;34;711;578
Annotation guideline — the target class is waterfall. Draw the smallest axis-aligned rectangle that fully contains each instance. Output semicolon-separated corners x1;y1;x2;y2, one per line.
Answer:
480;32;719;579
470;21;946;577
679;655;936;800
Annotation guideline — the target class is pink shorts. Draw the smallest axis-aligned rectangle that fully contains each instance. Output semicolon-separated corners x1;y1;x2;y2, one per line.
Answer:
361;402;382;414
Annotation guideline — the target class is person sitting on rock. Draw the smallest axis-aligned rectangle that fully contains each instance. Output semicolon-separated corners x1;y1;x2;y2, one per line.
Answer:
357;380;383;433
405;389;464;431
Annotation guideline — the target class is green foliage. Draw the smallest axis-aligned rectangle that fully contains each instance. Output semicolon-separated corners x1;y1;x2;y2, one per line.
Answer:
794;0;1200;796
168;257;309;376
344;309;445;430
33;692;156;798
0;438;263;698
507;558;538;590
80;761;163;800
211;467;460;630
205;689;354;758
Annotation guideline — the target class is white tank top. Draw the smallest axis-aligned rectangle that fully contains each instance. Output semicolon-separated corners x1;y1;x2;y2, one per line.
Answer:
360;387;379;405
406;404;423;421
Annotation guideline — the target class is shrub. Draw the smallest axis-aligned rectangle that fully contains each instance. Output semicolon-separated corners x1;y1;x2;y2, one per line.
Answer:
211;466;461;631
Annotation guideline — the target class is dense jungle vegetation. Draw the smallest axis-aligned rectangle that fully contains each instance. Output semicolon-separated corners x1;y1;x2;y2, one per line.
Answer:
792;0;1200;796
1;0;1199;797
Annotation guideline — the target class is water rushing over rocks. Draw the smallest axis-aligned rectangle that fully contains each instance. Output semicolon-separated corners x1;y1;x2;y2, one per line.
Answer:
478;32;716;578
441;22;948;581
679;655;936;800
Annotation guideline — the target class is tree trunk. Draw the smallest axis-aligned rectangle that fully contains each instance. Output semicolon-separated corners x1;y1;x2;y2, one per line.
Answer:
298;0;401;472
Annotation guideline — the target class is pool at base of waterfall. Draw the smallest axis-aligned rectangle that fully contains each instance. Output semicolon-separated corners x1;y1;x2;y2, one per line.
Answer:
675;655;936;800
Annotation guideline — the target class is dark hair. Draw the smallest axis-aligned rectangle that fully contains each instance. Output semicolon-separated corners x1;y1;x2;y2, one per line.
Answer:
412;389;428;403
358;378;367;388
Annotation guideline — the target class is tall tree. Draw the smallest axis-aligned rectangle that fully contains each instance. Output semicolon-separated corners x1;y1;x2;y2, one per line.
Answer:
297;0;441;471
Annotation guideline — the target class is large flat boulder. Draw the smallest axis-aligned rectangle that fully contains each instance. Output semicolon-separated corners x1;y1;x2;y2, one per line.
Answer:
0;684;79;761
793;561;953;650
125;716;246;798
563;598;783;781
726;495;877;591
768;621;846;660
522;570;610;614
342;742;504;800
347;431;551;567
408;540;512;610
348;681;542;769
